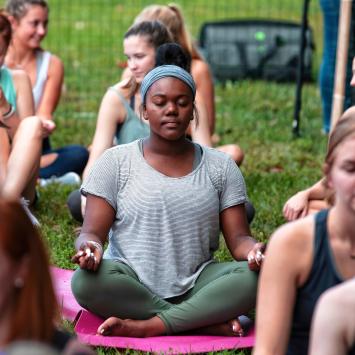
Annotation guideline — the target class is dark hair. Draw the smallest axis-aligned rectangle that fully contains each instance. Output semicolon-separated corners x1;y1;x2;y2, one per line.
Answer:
155;43;191;72
0;199;59;344
5;0;48;19
124;20;172;50
149;42;198;126
0;11;12;47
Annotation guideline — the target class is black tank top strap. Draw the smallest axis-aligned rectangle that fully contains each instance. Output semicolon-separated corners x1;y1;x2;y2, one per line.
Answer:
313;209;329;259
314;209;343;282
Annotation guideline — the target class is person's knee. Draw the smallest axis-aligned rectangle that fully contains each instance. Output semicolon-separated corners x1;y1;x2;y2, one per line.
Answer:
71;268;97;306
231;261;258;303
223;144;244;165
232;145;244;165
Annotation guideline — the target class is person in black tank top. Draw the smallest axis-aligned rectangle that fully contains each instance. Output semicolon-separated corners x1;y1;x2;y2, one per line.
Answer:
253;113;355;355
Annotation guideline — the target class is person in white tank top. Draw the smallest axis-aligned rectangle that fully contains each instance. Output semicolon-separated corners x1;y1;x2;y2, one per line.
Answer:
5;0;88;181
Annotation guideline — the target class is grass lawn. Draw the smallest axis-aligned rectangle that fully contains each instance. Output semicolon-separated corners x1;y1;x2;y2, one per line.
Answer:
32;1;328;354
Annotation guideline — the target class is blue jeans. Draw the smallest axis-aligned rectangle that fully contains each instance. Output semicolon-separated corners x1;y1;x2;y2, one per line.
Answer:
319;0;352;133
40;138;89;178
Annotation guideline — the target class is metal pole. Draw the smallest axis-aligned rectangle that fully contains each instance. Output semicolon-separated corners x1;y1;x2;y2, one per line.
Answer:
292;0;310;137
330;0;353;131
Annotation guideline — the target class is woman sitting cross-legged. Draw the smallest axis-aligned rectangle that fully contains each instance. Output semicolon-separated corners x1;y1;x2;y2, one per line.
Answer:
71;54;265;338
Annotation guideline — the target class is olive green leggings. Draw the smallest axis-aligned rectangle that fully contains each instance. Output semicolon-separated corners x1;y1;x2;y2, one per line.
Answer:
71;259;258;334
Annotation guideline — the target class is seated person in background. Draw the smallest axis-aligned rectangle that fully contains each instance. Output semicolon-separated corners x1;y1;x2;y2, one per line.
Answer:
5;0;88;183
71;49;265;338
253;115;355;355
132;3;244;163
0;11;42;223
0;199;94;355
309;278;355;355
283;105;355;221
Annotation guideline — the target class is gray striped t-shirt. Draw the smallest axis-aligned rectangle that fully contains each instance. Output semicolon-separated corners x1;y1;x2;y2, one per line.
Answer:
82;140;247;298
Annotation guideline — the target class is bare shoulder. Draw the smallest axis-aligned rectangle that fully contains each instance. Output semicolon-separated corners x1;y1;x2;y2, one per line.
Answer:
48;54;64;76
98;81;129;115
266;215;315;283
49;53;64;70
270;215;314;245
113;80;133;100
191;59;211;80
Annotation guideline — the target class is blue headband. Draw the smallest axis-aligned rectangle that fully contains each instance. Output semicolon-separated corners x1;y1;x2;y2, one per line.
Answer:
140;65;196;104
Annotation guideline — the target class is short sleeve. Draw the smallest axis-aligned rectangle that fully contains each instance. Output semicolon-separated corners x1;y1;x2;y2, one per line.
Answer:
81;148;119;211
220;157;248;211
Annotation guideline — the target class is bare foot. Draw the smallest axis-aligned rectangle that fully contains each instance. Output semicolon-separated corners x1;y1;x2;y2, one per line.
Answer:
97;316;166;337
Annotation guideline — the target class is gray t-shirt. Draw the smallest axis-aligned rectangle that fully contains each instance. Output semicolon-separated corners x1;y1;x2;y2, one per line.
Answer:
82;140;247;298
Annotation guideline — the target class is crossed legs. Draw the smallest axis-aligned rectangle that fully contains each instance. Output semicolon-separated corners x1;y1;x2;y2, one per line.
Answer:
72;259;258;337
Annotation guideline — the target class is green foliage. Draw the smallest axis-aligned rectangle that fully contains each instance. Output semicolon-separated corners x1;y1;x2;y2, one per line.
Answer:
28;1;327;354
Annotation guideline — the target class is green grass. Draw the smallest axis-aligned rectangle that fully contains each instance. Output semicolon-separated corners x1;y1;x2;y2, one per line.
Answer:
31;1;328;354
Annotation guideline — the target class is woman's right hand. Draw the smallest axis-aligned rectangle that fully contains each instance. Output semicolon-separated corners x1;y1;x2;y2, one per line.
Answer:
282;190;310;221
71;240;103;271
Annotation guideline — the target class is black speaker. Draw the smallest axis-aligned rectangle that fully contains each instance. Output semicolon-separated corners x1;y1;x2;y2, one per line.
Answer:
199;19;314;82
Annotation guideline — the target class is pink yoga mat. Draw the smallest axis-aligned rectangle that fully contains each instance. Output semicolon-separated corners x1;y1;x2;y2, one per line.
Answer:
51;266;255;353
75;310;255;354
50;267;82;322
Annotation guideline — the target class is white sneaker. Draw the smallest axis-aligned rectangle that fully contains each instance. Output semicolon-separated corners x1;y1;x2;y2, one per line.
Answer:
39;172;81;187
20;197;40;227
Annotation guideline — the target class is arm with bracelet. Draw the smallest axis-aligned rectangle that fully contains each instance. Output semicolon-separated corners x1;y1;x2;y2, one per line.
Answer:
72;194;115;271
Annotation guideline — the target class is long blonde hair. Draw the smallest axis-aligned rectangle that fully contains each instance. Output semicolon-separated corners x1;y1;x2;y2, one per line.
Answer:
134;3;202;60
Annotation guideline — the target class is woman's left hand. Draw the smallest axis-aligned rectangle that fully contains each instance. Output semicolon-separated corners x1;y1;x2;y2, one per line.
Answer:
247;242;266;271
